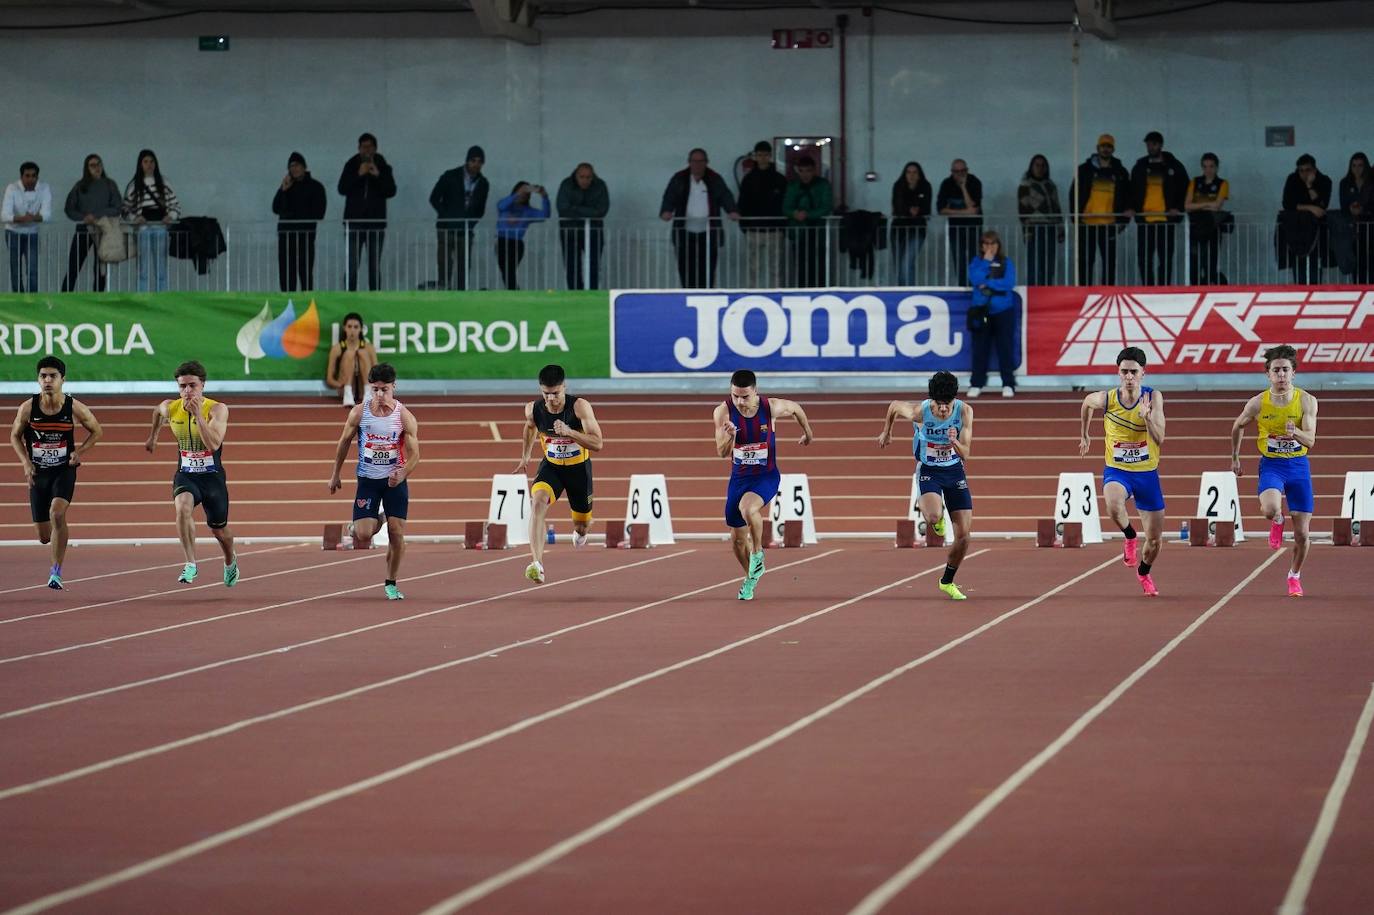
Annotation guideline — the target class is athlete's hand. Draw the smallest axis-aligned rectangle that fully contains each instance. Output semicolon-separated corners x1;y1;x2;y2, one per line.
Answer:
877;428;892;448
721;420;737;438
1078;435;1090;457
328;473;341;494
514;458;528;473
1285;419;1296;436
552;419;572;436
388;468;404;488
1231;457;1243;477
144;436;156;453
22;461;35;486
1137;391;1151;417
798;430;812;446
69;451;82;468
185;393;203;417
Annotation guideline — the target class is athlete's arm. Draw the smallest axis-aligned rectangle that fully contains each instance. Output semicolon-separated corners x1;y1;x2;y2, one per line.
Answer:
1292;392;1319;450
393;408;420;488
1229;394;1261;476
878;400;915;448
70;399;103;466
559;398;604;452
1078;391;1105;457
772;398;814;445
516;401;537;472
1140;389;1165;448
328;405;363;493
713;403;736;458
196;402;229;452
144;400;169;452
10;399;35;485
951;404;973;459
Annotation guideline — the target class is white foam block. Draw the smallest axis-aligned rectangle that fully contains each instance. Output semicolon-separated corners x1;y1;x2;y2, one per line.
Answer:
771;473;818;544
1195;470;1246;540
625;473;675;545
487;474;532;546
1053;472;1104;543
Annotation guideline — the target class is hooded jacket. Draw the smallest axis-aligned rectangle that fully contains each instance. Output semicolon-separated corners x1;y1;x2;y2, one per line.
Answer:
1130;151;1190;223
272;172;327;226
337;152;397;223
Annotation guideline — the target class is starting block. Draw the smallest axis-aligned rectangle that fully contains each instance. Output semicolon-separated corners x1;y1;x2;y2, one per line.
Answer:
486;523;508;551
1213;520;1236;547
627;523;651;549
761;520;775;549
605;520;626;549
1333;517;1353;546
1363;521;1374;547
1189;518;1210;547
322;523;343;550
895;519;916;548
1036;518;1057;548
781;519;804;548
463;521;485;550
1060;521;1083;548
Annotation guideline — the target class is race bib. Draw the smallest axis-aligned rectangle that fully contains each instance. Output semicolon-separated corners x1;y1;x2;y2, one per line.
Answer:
1112;440;1148;464
732;442;768;466
545;436;582;460
179;449;216;473
923;441;955;464
32;442;68;468
1266;435;1300;455
363;441;400;466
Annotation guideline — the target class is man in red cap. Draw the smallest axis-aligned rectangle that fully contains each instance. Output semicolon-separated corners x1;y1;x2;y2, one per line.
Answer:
1072;133;1133;284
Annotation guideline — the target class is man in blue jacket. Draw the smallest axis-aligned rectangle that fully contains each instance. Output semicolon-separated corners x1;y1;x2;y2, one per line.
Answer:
967;230;1019;398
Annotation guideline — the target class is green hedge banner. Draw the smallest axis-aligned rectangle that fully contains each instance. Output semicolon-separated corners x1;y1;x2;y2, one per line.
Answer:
0;291;609;382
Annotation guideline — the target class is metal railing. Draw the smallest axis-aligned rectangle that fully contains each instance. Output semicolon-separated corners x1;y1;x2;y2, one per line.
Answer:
2;213;1368;294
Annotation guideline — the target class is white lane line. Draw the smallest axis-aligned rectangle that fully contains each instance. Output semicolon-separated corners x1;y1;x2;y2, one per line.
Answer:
846;550;1284;915
0;552;684;720
0;544;305;596
0;551;841;801
0;551;380;627
418;550;1106;914
1277;681;1374;915
0;549;973;915
487;421;502;442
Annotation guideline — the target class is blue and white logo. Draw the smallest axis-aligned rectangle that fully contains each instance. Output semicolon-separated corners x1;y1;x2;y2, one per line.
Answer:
610;289;1023;376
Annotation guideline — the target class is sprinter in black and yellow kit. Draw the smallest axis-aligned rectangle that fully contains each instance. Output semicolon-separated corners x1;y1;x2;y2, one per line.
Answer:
516;363;604;584
145;359;238;587
9;356;103;589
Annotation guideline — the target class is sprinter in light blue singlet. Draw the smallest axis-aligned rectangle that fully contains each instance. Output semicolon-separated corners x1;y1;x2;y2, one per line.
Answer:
879;371;974;600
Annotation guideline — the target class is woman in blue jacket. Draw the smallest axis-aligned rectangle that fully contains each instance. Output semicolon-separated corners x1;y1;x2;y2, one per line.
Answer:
495;181;550;289
966;229;1019;398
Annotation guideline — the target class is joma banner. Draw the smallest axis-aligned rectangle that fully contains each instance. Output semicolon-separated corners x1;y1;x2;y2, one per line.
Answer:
1026;287;1374;375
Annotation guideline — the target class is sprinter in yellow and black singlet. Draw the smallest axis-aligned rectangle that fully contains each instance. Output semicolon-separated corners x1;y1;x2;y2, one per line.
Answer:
145;359;238;587
1229;344;1319;597
1079;346;1167;597
516;363;604;585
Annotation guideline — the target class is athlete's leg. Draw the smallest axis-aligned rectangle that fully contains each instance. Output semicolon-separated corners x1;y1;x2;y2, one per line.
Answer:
1290;512;1311;576
528;487;552;566
730;526;750;572
49;497;71;569
734;491;765;572
1102;481;1130;529
1138;509;1165;566
386;516;406;581
947;508;972;568
1258;487;1284;521
919;490;945;532
173;491;198;564
352;515;380;543
35;520;52;546
211;524;235;563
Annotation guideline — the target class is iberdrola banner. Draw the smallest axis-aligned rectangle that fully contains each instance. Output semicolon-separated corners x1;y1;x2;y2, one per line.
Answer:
0;292;609;382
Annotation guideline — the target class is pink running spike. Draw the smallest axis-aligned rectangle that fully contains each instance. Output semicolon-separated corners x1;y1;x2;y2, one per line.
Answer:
1122;538;1139;566
1287;575;1304;597
1138;573;1159;597
1269;520;1284;550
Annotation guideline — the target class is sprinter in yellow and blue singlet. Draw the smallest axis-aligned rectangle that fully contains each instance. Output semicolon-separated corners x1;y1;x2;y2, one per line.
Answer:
879;371;974;601
145;359;238;588
1229;344;1319;597
1079;346;1167;597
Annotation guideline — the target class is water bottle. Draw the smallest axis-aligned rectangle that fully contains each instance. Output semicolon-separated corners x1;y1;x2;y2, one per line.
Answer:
546;523;556;544
1179;519;1189;542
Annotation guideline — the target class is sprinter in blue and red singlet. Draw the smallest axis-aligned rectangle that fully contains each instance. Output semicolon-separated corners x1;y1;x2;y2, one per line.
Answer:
879;371;974;600
713;369;814;601
330;362;421;601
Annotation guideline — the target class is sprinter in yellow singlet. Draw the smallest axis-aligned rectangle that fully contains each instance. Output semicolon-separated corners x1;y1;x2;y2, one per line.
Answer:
145;360;238;586
1079;346;1167;597
1229;344;1319;597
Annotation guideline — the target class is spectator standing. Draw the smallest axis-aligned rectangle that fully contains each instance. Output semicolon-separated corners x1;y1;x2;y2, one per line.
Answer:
1280;154;1332;284
1339;152;1373;284
1131;131;1189;285
2;162;52;293
271;152;327;292
659;148;740;289
1072;134;1133;284
967;230;1019;398
556;162;609;290
338;133;396;292
60;154;121;293
737;141;789;288
936;159;983;286
1017;154;1063;286
430;145;489;291
782;156;834;288
122;149;180;293
890;161;932;286
494;182;550;290
1184;152;1230;285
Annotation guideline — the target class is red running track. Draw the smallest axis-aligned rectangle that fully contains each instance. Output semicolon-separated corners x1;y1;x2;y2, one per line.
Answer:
2;392;1371;543
0;537;1372;913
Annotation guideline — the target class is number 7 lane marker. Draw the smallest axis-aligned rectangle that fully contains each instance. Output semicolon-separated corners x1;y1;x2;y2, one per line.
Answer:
2;548;940;915
1278;682;1374;915
0;551;838;801
416;551;1107;915
846;549;1284;915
